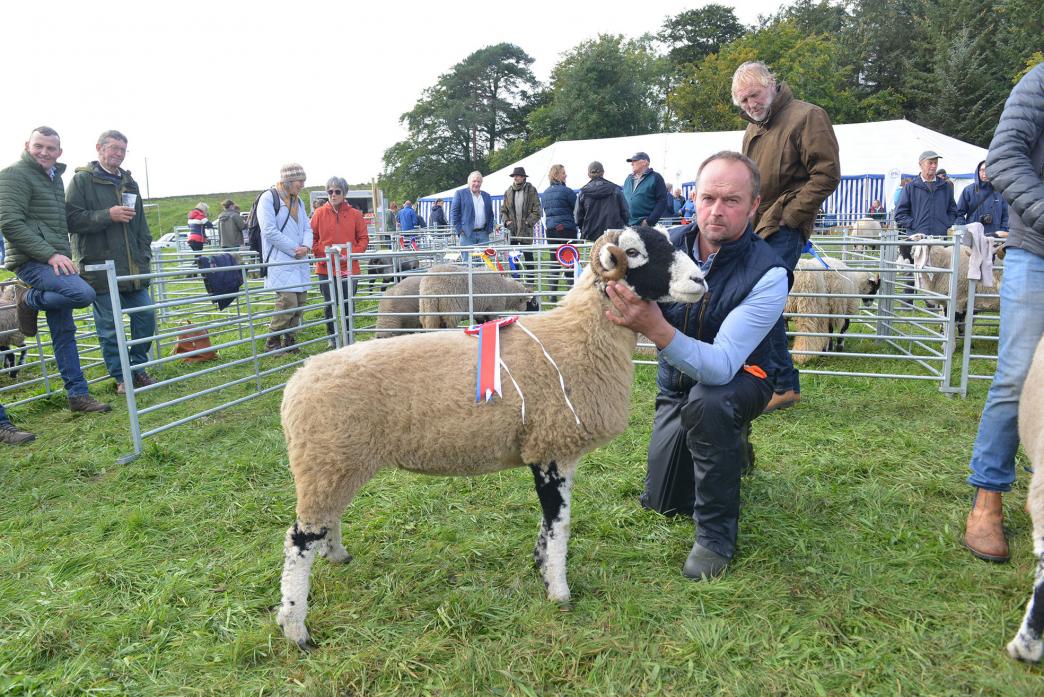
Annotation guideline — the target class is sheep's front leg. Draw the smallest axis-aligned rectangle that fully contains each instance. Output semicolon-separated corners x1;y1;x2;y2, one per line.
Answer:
1009;553;1044;662
530;461;574;604
276;521;328;650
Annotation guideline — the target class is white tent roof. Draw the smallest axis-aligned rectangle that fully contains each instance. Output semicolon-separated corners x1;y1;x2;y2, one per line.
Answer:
423;119;987;200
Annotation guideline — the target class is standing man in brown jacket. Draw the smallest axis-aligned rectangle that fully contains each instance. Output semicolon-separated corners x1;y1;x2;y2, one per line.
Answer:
733;61;840;412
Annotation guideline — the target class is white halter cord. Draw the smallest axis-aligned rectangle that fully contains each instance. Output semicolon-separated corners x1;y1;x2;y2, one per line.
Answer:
500;359;525;424
515;322;581;426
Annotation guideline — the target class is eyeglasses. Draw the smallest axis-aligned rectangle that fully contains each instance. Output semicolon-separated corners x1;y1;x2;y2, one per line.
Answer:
327;189;343;195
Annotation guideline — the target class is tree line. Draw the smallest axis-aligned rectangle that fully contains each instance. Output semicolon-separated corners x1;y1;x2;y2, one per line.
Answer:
380;0;1042;203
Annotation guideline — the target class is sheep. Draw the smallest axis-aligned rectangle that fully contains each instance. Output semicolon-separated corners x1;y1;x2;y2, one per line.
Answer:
418;265;534;330
275;226;707;649
372;274;424;337
0;284;27;378
903;240;1003;334
364;254;420;293
373;265;538;338
786;256;879;362
1008;334;1044;662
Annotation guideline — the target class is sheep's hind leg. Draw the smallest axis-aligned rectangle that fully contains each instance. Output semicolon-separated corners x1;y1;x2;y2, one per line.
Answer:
1008;553;1044;662
320;522;352;564
276;521;329;650
530;461;574;604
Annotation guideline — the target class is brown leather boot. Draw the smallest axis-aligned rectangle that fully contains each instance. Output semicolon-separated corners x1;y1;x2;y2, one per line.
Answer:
963;488;1009;562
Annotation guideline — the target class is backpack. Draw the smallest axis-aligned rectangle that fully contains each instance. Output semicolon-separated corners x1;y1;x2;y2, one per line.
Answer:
245;188;282;277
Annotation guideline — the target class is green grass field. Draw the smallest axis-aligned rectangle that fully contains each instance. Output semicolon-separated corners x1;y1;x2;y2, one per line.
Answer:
2;335;1042;694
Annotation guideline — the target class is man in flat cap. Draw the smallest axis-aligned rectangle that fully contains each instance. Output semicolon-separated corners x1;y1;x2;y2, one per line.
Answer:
895;150;957;238
501;166;542;261
622;152;668;227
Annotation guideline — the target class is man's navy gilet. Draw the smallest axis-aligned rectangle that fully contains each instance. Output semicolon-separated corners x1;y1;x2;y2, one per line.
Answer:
656;223;788;394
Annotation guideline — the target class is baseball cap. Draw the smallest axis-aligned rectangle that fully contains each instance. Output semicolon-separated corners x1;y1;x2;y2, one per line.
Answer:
918;150;942;163
626;152;650;163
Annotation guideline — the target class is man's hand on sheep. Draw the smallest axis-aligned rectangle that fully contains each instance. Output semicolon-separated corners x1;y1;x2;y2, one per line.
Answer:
605;281;677;349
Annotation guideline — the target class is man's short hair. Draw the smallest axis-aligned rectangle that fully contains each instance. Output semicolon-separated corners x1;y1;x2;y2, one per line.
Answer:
697;151;761;200
326;176;348;193
467;171;483;184
731;61;776;105
30;125;61;147
97;130;128;147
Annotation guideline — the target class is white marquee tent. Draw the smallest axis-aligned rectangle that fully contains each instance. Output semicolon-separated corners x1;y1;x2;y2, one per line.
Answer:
419;119;987;226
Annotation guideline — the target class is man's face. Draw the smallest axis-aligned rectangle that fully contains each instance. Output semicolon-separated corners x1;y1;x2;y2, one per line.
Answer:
696;159;760;248
920;158;938;180
734;82;775;121
469;176;483;193
978;164;988;183
97;138;127;172
512;175;526;186
25;132;62;170
630;159;648;176
285;180;305;196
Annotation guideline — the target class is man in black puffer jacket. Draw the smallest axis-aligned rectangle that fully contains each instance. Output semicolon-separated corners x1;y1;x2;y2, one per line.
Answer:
963;62;1044;565
575;161;629;241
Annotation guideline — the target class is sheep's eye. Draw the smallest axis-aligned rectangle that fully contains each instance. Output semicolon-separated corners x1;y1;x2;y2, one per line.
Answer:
625;249;641;258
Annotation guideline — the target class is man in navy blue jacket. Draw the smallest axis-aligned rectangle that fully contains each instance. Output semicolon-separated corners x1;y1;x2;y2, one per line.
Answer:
606;151;789;581
895;150;957;236
450;171;494;245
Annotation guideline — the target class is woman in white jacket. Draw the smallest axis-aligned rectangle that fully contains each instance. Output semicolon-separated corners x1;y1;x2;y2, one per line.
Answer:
258;163;313;352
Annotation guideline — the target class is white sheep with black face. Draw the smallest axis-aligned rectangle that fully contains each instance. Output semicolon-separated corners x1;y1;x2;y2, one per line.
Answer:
275;226;706;649
1008;334;1044;663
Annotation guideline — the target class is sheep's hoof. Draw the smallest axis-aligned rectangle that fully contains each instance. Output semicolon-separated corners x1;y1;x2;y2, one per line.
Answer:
323;547;352;564
297;637;318;652
554;599;573;612
1008;634;1044;663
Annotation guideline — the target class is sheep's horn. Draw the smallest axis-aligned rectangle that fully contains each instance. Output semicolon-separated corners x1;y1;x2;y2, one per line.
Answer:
602;245;628;282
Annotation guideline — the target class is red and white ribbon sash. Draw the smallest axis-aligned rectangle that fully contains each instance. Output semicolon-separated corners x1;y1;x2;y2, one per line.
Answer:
465;316;519;402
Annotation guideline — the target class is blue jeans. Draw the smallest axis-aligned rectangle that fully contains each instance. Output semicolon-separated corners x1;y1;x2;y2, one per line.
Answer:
967;247;1044;492
762;226;804;394
0;403;9;425
15;261;96;397
92;287;157;383
458;230;490;246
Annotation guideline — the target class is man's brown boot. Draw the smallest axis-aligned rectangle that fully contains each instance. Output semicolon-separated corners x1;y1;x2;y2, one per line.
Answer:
963;488;1009;562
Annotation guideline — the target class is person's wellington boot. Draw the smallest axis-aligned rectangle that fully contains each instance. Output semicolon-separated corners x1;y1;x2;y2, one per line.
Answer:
963;488;1009;563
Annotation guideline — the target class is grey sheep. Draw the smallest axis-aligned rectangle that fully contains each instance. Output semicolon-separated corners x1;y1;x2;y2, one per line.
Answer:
0;284;27;378
419;264;534;330
375;264;536;338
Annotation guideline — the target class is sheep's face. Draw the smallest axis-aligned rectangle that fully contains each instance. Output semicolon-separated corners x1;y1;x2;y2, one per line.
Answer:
593;226;706;303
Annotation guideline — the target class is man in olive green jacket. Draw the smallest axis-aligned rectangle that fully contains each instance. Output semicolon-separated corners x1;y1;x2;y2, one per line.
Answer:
733;61;841;413
0;126;110;414
501;166;543;262
66;130;157;394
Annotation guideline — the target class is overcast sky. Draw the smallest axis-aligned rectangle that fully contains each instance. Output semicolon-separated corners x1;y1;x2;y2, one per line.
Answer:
1;0;765;198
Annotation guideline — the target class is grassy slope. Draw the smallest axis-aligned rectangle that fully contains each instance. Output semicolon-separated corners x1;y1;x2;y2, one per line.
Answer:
141;188;331;238
1;346;1041;695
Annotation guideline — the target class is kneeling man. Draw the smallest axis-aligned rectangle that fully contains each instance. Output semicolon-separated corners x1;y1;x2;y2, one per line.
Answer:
606;151;790;580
